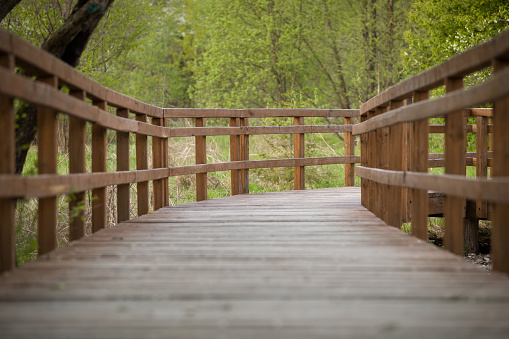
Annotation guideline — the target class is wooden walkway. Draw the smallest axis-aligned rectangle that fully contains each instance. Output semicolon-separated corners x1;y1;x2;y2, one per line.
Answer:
1;187;509;338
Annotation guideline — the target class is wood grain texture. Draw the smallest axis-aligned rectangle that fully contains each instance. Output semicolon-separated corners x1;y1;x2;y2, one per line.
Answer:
37;76;58;255
492;59;509;274
443;77;466;256
165;108;359;118
343;117;355;186
1;187;509;338
92;101;108;233
152;117;165;210
293;117;305;190
411;91;429;241
387;100;404;228
195;118;207;201
240;118;249;194
135;114;149;216
0;53;15;272
230;118;240;195
68;90;87;241
116;108;130;223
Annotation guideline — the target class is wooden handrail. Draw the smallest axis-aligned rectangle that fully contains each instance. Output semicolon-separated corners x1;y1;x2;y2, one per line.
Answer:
0;29;359;272
355;29;509;274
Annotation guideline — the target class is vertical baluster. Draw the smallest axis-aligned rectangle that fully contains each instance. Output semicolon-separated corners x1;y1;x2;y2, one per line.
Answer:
116;108;130;222
360;115;368;207
344;116;355;187
367;110;377;214
195;117;207;201
380;107;389;224
411;91;429;240
230;118;240;195
492;58;509;273
37;76;59;254
69;90;87;240
293;117;305;190
162;118;169;206
152;117;164;210
92;101;107;233
475;115;488;219
135;113;149;215
387;100;404;228
240;118;249;194
443;77;466;255
0;53;16;271
374;108;383;218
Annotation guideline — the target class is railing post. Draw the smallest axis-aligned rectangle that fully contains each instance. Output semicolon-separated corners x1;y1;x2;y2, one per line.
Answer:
152;117;165;210
0;53;16;271
293;117;305;190
37;75;59;255
344;116;355;186
402;99;413;223
492;58;509;273
475;115;488;219
411;91;429;240
195;117;207;201
367;110;376;214
116;108;130;222
379;107;389;224
230;118;240;195
92;101;107;233
387;100;404;228
135;113;149;215
360;115;368;207
443;77;466;255
163;118;169;206
240;118;249;194
69;90;87;240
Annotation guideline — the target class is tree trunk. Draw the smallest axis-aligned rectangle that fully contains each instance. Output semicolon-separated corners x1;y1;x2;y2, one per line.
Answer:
0;0;22;22
15;0;115;174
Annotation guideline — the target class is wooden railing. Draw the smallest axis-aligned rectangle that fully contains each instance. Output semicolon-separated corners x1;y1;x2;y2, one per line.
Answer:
0;29;359;272
353;29;509;273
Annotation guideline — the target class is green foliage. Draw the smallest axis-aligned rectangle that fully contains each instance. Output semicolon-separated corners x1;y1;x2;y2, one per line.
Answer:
403;0;509;75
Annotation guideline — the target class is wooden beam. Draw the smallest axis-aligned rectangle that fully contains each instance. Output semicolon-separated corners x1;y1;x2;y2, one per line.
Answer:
240;118;249;194
344;117;355;187
443;77;466;256
152;117;165;210
116;108;130;222
475;116;488;219
0;53;16;272
135;114;149;216
162;118;169;207
68;90;87;240
91;101;107;233
293;117;305;190
230;118;240;195
492;58;509;274
37;75;58;255
360;115;368;207
411;91;430;241
387;100;404;228
195;118;207;201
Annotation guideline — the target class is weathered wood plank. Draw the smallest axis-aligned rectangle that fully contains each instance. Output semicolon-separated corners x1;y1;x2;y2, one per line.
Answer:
135;114;149;216
293;117;305;190
195;117;207;201
92;101;108;233
116;108;130;223
343;117;355;186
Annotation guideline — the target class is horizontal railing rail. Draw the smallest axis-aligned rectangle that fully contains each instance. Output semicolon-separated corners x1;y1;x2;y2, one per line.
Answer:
0;29;359;272
353;29;509;274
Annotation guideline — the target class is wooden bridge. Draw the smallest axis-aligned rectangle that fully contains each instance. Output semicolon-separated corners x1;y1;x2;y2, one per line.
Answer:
1;29;509;337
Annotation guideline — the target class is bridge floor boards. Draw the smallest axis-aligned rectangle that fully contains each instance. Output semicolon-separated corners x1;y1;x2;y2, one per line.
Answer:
1;187;509;338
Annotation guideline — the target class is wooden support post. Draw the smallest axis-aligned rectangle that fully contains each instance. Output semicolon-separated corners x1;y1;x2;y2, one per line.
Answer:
344;116;355;187
374;109;383;219
367;110;376;214
240;118;249;194
116;108;130;222
0;53;16;271
136;114;149;216
230;118;240;195
37;76;58;255
360;115;368;207
443;77;466;255
68;90;87;241
411;91;429;241
92;101;107;233
380;107;389;224
475;116;488;219
195;117;207;201
152;117;164;210
163;118;169;207
387;100;404;228
492;58;509;274
402;99;413;223
293;117;305;190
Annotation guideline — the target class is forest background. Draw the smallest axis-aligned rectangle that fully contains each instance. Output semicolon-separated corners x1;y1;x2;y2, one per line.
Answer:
2;0;508;264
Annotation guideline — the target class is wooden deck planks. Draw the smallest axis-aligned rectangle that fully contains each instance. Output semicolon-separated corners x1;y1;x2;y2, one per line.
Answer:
1;187;509;338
